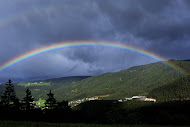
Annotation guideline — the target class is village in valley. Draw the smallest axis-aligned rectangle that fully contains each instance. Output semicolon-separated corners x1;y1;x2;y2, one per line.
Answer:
18;82;50;87
68;95;156;107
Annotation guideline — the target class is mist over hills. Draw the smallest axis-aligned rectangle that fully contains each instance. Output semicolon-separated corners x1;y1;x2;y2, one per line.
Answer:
0;59;190;102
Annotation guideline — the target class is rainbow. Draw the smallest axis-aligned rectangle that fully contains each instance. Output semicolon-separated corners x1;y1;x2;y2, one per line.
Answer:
0;41;187;75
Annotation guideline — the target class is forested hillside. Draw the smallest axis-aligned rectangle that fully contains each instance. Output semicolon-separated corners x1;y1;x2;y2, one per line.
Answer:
148;76;190;101
53;60;190;101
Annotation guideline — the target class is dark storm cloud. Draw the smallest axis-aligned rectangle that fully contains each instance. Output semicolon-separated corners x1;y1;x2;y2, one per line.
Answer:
96;0;190;58
0;0;189;82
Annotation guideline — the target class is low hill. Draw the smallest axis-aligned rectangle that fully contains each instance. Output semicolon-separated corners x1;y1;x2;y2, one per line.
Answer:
37;76;91;85
148;76;190;101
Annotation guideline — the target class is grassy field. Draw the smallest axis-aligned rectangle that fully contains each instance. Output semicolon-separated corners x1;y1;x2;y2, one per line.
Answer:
0;121;189;127
35;98;46;107
18;82;50;87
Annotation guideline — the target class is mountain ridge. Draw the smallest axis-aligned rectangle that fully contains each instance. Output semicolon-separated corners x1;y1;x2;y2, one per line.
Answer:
1;59;190;101
53;60;190;101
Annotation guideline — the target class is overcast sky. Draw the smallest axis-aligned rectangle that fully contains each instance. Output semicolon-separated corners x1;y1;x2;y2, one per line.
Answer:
0;0;190;82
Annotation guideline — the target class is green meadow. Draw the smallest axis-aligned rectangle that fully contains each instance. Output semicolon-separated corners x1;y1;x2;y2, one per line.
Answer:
35;98;46;107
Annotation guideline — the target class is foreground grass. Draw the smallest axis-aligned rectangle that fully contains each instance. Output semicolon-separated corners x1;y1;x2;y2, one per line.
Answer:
0;121;189;127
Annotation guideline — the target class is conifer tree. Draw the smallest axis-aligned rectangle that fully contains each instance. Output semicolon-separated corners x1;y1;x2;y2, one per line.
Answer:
57;100;71;111
45;90;57;109
1;79;18;108
22;88;35;110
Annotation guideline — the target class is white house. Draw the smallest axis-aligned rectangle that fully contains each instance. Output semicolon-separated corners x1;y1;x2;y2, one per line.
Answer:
124;96;156;102
132;96;146;99
118;99;123;102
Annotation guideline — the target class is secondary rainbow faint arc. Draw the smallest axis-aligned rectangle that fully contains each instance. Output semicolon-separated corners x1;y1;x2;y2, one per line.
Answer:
0;41;187;75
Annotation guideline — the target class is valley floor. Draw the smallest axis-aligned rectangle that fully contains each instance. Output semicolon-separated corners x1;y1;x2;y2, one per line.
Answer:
0;121;189;127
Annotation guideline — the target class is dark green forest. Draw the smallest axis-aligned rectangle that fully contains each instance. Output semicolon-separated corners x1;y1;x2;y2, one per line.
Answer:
148;76;190;101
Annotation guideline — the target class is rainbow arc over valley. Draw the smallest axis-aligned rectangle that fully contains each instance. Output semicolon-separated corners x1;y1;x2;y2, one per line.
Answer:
0;41;188;75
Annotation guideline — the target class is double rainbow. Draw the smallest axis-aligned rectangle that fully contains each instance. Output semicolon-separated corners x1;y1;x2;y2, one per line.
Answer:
0;41;187;75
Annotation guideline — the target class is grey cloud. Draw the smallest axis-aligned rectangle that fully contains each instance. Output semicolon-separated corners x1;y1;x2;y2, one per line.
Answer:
96;0;190;58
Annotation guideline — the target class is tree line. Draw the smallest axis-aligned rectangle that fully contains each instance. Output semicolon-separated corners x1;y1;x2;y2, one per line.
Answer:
0;79;71;122
0;79;70;111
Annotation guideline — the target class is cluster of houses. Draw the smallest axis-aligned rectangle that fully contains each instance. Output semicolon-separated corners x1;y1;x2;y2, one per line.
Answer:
118;96;156;102
69;97;99;106
68;95;156;107
27;82;43;85
35;101;45;106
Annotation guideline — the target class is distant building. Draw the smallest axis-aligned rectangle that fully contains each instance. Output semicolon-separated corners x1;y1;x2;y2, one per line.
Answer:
125;98;132;101
132;96;146;99
121;96;156;102
118;99;123;102
145;98;156;102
